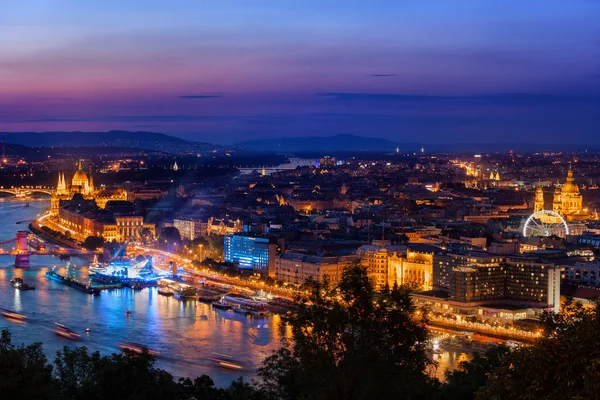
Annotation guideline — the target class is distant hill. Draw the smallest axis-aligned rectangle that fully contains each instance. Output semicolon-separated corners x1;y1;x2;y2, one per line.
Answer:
237;134;598;153
2;143;53;161
4;131;225;153
237;134;404;152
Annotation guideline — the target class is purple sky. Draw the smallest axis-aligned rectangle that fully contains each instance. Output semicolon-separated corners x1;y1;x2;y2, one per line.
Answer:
1;1;599;144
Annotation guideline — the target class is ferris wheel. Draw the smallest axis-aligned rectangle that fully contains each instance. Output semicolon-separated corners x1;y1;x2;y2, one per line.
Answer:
523;210;569;238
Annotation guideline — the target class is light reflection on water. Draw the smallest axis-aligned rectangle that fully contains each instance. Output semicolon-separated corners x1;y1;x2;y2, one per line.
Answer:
0;199;465;385
0;199;285;386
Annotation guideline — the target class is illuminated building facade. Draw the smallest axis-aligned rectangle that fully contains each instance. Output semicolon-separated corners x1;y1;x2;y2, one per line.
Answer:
444;256;561;311
51;161;127;215
552;168;588;221
224;234;278;276
275;252;358;286
450;265;506;303
126;188;169;201
356;241;404;290
207;217;243;235
533;168;591;222
390;248;434;290
58;206;155;243
356;242;436;290
414;256;562;319
174;218;207;241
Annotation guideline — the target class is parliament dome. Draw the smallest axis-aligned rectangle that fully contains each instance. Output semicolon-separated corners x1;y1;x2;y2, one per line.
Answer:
72;161;89;188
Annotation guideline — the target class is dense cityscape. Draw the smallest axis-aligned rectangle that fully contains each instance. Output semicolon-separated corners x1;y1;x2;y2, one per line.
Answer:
2;1;600;400
2;140;600;398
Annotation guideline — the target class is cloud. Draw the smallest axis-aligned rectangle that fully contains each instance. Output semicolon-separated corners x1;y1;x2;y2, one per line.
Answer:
371;74;396;77
317;92;600;105
179;93;223;99
27;115;245;123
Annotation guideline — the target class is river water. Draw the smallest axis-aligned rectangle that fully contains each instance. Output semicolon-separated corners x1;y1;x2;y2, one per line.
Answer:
0;199;466;385
0;199;285;386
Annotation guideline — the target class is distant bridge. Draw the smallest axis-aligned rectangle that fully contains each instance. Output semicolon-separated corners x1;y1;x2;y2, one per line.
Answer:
0;186;55;197
0;231;99;267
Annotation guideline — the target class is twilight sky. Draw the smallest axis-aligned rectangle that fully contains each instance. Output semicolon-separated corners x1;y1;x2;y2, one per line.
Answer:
1;1;599;145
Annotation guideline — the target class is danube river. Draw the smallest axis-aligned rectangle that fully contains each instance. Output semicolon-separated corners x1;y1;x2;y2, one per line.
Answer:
0;199;467;385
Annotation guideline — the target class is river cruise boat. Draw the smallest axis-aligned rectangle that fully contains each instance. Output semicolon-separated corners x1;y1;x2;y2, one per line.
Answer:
53;323;81;340
212;297;232;310
0;308;27;321
46;267;100;295
118;342;160;357
157;278;196;299
209;353;244;371
223;295;270;317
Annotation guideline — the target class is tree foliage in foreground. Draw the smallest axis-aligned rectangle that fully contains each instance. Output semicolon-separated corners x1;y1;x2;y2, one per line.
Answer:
3;271;600;400
0;330;55;399
439;345;510;400
0;331;264;400
258;263;438;400
475;299;600;400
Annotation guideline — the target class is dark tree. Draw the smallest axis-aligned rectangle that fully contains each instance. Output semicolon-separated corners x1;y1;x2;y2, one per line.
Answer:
0;330;56;400
83;235;104;251
159;227;182;245
140;227;154;245
258;263;438;400
0;328;268;400
53;346;181;400
475;299;600;400
104;240;126;258
440;345;510;400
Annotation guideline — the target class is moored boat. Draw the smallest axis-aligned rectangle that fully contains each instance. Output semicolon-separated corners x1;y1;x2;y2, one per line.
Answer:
10;277;36;290
223;295;270;317
157;287;174;296
212;298;232;310
88;255;103;275
46;269;100;295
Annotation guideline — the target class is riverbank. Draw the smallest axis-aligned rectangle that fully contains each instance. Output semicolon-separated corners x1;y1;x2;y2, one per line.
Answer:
29;216;81;249
428;317;539;343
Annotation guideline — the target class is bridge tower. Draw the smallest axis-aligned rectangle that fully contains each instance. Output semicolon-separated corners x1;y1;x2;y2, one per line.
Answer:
15;231;30;268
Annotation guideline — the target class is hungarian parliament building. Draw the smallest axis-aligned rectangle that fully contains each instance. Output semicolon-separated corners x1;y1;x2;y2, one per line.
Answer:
49;162;154;242
50;161;127;215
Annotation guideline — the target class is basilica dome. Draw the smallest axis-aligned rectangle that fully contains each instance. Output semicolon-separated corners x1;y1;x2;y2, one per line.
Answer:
561;169;580;194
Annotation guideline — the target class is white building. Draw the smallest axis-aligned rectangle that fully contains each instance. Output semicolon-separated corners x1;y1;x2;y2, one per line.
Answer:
173;218;207;241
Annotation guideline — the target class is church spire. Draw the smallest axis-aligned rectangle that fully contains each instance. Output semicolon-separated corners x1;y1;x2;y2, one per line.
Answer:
534;181;545;213
567;166;574;183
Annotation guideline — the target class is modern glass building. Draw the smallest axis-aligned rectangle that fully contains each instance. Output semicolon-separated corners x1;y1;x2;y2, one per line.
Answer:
224;234;277;276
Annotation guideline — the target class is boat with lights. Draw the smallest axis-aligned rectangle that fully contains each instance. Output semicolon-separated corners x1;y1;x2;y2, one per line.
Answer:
0;308;27;321
118;342;160;357
11;277;36;290
46;265;100;295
